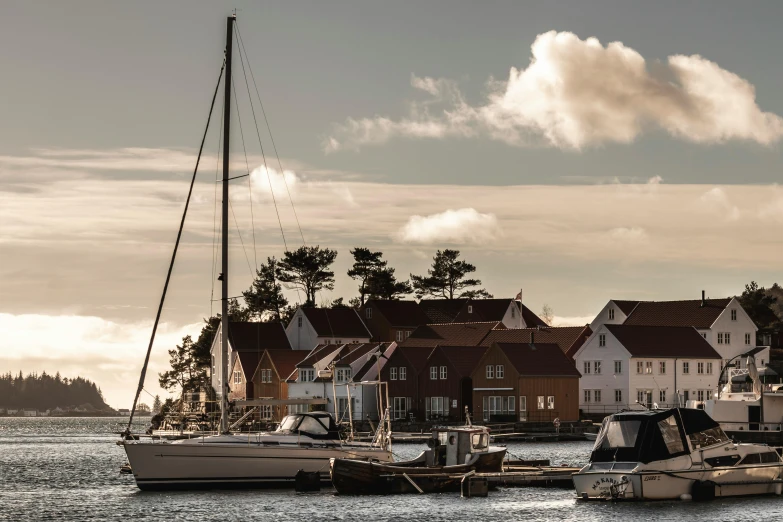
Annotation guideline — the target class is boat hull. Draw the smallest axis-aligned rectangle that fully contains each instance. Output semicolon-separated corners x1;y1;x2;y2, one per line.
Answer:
122;440;392;490
330;447;507;495
573;463;783;500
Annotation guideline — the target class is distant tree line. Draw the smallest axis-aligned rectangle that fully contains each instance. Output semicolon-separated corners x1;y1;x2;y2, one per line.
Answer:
0;372;110;411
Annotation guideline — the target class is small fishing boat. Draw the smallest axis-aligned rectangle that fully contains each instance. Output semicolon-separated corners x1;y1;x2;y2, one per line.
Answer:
572;407;783;500
330;424;506;495
583;432;597;442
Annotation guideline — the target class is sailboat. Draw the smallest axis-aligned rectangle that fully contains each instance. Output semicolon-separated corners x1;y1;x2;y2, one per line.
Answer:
119;15;393;490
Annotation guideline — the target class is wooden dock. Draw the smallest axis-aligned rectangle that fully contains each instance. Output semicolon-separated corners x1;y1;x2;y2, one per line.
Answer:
484;465;579;489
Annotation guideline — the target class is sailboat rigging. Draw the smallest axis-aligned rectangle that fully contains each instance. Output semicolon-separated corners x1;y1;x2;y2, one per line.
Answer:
120;15;393;490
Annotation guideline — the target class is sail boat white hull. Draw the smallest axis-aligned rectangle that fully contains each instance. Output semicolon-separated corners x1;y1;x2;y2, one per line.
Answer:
122;435;392;490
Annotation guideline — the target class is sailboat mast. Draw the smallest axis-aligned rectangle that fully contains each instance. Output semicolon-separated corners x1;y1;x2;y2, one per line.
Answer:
220;14;234;434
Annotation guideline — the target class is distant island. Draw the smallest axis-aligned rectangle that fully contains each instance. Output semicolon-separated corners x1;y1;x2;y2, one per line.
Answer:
0;371;119;417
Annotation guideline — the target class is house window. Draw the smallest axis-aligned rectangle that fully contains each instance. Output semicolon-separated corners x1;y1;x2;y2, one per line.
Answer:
298;316;302;327
389;367;397;380
486;365;495;379
366;308;372;319
547;396;555;409
508;396;516;412
660;390;666;403
731;309;737;321
430;367;437;380
645;361;652;374
399;367;407;380
682;362;690;374
594;361;602;375
636;361;643;374
583;390;591;403
697;362;704;375
608;308;615;320
429;397;446;419
659;361;666;374
467;305;473;314
392;397;411;420
615;389;623;403
637;389;652;407
440;366;447;380
583;361;591;375
337;397;350;420
299;369;315;382
496;365;504;379
336;368;352;382
707;362;713;374
537;396;546;409
702;332;707;339
396;331;405;342
511;307;516;318
405;331;411;339
697;390;705;401
745;333;752;345
233;370;242;385
259;401;273;420
212;355;215;373
519;396;527;421
260;369;272;383
599;334;606;347
725;333;731;345
683;390;689;401
336;339;342;345
614;361;622;374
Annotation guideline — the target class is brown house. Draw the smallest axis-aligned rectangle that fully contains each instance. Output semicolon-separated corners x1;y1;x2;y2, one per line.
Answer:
419;345;489;422
471;342;581;422
481;325;593;359
228;351;260;401
380;345;435;421
360;299;431;342
251;349;307;420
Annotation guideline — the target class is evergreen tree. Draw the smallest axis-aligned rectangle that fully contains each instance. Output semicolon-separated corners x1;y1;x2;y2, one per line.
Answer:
410;249;492;300
243;257;289;322
347;248;387;305
739;281;781;328
276;246;337;306
158;335;208;396
152;395;162;413
366;267;413;300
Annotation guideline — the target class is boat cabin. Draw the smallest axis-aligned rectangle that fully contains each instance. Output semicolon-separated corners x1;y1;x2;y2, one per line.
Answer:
427;426;491;466
590;408;730;465
275;412;341;440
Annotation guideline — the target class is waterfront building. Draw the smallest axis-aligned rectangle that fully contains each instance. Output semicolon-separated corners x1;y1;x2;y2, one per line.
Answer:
574;324;722;415
249;349;308;421
381;345;433;421
400;321;502;348
360;299;430;342
471;342;581;423
285;307;371;351
419;345;489;422
480;325;592;359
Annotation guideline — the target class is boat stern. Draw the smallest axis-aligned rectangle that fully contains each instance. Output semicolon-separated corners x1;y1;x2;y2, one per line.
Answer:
572;463;640;500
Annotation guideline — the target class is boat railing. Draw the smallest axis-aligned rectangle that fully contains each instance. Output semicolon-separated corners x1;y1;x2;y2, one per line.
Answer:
720;420;783;432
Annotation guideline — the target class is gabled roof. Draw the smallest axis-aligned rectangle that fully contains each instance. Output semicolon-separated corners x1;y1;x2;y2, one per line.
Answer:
334;343;381;367
438;345;490;377
301;308;372;338
495;342;582;377
258;349;306;382
453;299;512;323
622;298;732;328
363;300;430;328
515;301;549;327
236;351;260;381
419;299;469;324
353;343;395;381
387;345;436;374
611;300;642;316
227;322;293;351
605;325;721;358
401;321;502;348
296;344;342;368
480;326;592;357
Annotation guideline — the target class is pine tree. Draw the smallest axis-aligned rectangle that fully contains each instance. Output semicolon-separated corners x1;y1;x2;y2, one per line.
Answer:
410;249;492;300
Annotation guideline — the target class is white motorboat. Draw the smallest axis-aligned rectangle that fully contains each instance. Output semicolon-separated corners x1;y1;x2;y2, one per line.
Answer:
123;412;392;490
572;407;783;500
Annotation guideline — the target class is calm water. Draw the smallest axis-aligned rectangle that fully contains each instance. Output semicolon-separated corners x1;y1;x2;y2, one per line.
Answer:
2;418;783;521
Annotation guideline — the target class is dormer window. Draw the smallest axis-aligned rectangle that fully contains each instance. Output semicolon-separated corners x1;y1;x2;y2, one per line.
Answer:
468;305;473;314
608;308;615;320
298;316;303;328
366;308;372;319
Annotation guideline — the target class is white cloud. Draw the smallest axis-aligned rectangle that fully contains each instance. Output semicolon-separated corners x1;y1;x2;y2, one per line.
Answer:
647;175;663;185
700;187;741;221
0;313;202;408
609;227;648;243
396;208;500;245
249;165;299;200
326;31;783;151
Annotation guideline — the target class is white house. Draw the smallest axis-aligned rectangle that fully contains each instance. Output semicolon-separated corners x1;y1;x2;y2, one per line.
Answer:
589;300;641;331
574;324;723;414
285;307;371;351
210;321;292;397
590;293;762;370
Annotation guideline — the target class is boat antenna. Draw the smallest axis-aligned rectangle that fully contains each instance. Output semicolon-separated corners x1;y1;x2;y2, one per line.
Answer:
124;51;226;436
219;14;235;434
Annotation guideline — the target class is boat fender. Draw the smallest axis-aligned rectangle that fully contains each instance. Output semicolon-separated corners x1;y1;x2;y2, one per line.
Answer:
679;494;692;501
426;438;440;448
690;480;716;501
294;469;321;492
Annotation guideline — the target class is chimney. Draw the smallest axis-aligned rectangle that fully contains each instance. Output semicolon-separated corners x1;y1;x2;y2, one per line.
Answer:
701;290;705;307
530;330;535;345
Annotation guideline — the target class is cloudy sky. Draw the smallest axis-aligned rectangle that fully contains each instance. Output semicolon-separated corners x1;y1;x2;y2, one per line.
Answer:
1;1;781;408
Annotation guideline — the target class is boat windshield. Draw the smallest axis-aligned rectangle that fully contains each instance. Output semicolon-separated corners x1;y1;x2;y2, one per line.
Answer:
689;426;729;449
596;420;641;449
276;415;301;432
